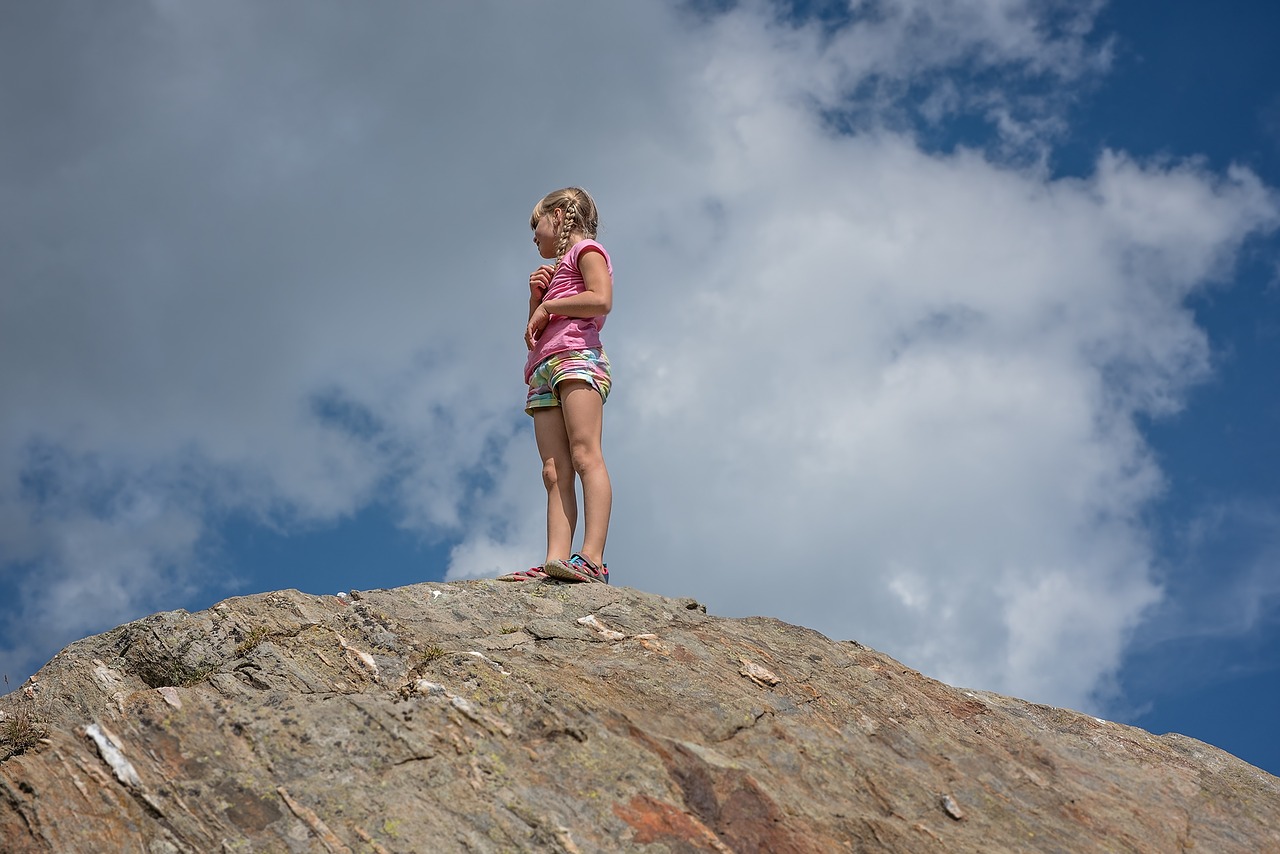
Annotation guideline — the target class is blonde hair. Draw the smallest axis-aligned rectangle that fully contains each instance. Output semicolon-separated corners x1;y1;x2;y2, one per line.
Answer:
530;187;599;261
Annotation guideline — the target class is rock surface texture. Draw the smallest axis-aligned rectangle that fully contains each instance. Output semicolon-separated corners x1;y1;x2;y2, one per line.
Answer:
2;581;1278;853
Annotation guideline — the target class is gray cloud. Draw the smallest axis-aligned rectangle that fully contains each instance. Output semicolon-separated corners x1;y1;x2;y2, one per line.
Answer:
2;2;1276;714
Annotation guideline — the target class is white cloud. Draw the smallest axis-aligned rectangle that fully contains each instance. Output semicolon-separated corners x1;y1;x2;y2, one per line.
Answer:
525;131;1273;709
2;2;1276;714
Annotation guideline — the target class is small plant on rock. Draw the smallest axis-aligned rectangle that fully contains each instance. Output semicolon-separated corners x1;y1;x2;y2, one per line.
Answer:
0;707;49;760
406;645;448;680
234;625;273;657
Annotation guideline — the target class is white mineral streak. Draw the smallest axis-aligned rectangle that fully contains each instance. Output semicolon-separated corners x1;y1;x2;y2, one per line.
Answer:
414;679;512;736
467;651;512;676
941;793;966;821
91;660;125;692
738;658;781;687
156;687;183;709
82;723;142;789
576;614;626;641
335;632;379;681
553;825;586;854
414;680;447;696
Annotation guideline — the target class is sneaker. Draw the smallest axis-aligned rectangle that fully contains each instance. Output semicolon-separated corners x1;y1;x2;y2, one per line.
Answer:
544;553;609;584
496;566;550;582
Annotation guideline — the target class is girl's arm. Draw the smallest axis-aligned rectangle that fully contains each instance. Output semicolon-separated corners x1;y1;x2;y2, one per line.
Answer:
539;250;613;318
525;251;612;349
528;264;554;319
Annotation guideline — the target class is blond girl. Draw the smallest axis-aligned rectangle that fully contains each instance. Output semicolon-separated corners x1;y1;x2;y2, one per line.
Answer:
499;188;613;583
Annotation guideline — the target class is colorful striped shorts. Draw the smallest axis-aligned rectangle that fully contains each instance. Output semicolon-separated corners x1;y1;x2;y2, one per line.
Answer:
525;348;611;415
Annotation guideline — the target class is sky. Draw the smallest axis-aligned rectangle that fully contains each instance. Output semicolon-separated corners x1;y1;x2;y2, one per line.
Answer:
2;1;1278;775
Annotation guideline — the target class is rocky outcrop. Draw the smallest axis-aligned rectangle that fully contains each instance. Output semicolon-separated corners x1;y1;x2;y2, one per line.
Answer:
1;580;1277;853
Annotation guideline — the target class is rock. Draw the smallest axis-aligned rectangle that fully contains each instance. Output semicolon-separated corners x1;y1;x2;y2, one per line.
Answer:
0;580;1277;853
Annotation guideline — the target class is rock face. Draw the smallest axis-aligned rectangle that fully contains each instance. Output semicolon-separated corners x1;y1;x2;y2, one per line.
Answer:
2;581;1278;853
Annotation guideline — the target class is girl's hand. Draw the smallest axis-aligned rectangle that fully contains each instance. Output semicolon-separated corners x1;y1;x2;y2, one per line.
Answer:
525;304;550;350
529;264;554;298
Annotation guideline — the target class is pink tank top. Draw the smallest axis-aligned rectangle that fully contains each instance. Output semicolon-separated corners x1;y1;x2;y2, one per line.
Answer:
524;239;612;382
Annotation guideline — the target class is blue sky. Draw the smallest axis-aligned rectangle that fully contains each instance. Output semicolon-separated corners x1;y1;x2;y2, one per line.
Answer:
1072;0;1280;773
2;1;1278;776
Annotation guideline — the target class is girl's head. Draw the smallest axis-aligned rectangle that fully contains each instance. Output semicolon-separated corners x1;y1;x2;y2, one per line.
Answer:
530;187;599;261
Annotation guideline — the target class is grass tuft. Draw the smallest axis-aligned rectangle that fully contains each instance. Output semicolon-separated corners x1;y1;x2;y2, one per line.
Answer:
234;625;273;657
0;707;49;760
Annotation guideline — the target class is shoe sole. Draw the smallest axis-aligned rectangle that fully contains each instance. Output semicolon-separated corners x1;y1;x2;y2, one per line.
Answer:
543;561;608;584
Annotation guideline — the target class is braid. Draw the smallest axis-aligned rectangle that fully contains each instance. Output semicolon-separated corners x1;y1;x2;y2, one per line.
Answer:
555;200;579;262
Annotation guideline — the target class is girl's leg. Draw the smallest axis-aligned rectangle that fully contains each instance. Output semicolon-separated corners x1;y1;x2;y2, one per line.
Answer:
532;408;576;565
557;380;611;566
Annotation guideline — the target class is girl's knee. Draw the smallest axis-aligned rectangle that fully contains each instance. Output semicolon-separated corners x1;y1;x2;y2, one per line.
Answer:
542;457;561;490
569;444;604;476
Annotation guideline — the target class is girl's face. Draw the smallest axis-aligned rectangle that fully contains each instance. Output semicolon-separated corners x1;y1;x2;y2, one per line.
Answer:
532;208;560;259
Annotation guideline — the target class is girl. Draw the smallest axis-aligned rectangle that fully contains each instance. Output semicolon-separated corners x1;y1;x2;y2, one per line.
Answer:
498;188;613;584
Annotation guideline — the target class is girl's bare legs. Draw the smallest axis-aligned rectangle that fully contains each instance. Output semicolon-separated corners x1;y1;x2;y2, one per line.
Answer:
533;408;576;565
557;380;611;566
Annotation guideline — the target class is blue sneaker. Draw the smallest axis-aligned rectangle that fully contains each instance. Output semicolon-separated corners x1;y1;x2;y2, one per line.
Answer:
544;553;609;584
